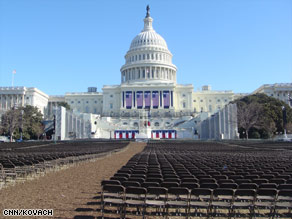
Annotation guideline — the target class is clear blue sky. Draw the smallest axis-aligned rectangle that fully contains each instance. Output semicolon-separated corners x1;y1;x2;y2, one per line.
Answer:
0;0;291;95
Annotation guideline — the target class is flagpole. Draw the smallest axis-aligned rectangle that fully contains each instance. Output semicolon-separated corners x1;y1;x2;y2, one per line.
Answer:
12;70;16;87
12;72;14;87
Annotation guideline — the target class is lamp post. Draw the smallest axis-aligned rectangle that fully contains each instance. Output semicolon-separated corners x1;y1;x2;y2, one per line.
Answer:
282;106;287;139
20;109;24;141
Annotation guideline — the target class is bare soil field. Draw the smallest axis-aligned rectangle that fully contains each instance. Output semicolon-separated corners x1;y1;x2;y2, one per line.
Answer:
0;141;146;219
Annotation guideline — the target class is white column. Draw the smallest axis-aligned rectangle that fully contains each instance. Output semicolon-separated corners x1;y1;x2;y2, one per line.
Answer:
121;92;123;109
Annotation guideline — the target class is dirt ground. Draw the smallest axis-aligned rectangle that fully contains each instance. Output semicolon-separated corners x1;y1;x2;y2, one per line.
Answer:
0;142;146;219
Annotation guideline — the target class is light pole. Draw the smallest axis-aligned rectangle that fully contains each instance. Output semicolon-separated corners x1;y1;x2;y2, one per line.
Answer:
282;106;287;139
20;109;24;141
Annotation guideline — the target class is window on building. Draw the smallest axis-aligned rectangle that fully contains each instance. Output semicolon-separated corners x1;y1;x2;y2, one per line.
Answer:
209;99;212;102
110;103;113;109
154;122;159;127
139;55;141;60
78;101;80;104
94;101;97;104
86;101;89;104
183;102;186;108
201;107;204;112
217;99;221;102
194;108;197;112
110;95;113;98
143;70;145;78
71;101;74;104
209;105;212;112
147;54;150;59
143;54;145;60
200;99;203;102
193;100;196;102
182;94;186;97
94;108;97;113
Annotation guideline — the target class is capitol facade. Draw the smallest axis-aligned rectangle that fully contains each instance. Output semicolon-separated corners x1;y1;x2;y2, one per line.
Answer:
0;7;291;140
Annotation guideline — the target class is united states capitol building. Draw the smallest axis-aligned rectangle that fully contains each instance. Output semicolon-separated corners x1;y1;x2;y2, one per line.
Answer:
1;7;291;140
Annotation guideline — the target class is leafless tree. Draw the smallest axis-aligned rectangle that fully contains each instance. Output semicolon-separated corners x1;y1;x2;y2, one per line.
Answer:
0;108;21;142
286;122;292;134
237;102;263;139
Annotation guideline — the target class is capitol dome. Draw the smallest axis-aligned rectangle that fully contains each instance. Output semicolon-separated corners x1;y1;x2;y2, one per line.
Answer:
129;20;168;51
120;6;177;85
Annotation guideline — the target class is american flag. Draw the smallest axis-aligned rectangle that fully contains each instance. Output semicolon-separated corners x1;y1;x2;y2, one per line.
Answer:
126;91;132;109
144;91;151;108
12;70;16;74
288;93;292;107
152;91;159;108
163;91;170;108
137;91;143;108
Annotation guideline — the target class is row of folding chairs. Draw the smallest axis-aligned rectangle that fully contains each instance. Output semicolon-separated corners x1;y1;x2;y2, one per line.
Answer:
111;176;292;190
101;183;292;218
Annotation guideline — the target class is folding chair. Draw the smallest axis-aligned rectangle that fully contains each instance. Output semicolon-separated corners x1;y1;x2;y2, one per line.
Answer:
273;189;292;218
200;183;219;189
232;189;256;218
259;183;277;189
101;184;125;218
180;182;199;190
218;179;234;185
220;183;238;189
181;178;199;183
189;188;212;217
166;187;190;217
101;180;120;186
142;182;160;188
269;178;286;185
238;183;258;190
145;177;163;184
200;178;216;184
253;188;277;218
122;181;141;188
123;186;147;217
235;179;251;185
163;178;180;183
211;188;234;218
161;182;179;189
278;184;292;190
145;187;168;217
110;176;128;183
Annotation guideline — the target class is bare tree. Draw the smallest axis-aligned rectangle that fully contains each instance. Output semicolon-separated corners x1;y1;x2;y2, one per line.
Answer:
237;102;263;139
0;107;21;142
286;122;292;134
